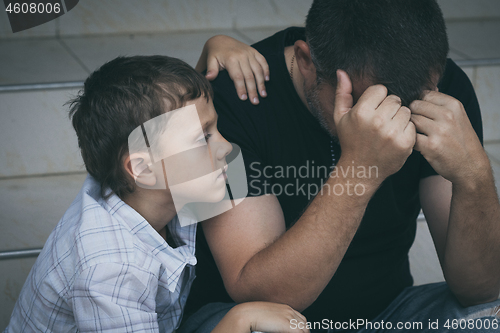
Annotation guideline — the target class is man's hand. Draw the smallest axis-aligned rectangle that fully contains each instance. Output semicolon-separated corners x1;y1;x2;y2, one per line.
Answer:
414;91;500;305
334;70;416;181
410;91;489;184
195;35;270;105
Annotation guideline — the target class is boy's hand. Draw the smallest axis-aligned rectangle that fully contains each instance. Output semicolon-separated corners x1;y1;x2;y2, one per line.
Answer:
212;302;309;333
196;35;270;105
410;90;488;184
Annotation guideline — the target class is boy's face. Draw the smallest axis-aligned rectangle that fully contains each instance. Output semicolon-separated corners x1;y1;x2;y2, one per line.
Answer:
164;97;233;205
132;97;233;206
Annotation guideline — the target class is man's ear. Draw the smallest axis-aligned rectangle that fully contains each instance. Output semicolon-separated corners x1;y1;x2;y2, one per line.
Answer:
294;40;317;83
124;152;157;187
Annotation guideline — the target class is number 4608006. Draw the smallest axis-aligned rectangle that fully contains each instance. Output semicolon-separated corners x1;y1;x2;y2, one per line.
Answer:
6;2;61;14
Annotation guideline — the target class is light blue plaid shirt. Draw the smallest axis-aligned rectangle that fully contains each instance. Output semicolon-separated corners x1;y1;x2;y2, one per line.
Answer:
5;175;197;333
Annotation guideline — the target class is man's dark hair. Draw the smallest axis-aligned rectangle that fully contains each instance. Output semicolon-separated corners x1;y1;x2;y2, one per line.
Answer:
69;55;213;198
305;0;449;106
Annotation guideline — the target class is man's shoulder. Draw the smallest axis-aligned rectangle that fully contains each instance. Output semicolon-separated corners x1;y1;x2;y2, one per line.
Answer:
251;26;305;53
438;58;475;100
438;58;483;142
210;26;313;155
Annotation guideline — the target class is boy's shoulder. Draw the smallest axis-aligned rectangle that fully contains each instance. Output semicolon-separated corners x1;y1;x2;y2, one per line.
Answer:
51;175;197;272
9;175;197;332
48;175;155;272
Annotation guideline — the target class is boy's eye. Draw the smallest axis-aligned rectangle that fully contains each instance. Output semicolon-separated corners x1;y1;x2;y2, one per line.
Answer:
198;132;212;143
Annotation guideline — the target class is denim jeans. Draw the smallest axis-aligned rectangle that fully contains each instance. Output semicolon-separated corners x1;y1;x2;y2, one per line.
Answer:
178;282;500;333
351;282;500;333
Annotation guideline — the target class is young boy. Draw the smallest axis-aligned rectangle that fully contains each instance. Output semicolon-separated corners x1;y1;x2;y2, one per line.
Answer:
5;55;307;332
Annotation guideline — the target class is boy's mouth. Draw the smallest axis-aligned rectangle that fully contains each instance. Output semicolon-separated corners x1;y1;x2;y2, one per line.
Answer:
217;165;228;180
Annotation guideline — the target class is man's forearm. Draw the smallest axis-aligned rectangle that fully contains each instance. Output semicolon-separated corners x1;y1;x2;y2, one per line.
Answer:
229;159;381;311
444;164;500;306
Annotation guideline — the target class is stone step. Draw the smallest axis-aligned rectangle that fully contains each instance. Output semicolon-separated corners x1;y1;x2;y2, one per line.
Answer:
0;173;87;330
0;25;499;178
0;0;498;39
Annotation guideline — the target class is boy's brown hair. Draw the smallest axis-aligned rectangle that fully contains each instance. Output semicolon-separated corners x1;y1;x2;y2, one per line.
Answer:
69;55;213;198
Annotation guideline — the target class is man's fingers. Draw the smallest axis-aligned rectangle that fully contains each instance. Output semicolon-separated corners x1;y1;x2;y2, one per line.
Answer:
409;99;441;120
249;55;268;98
410;113;435;136
404;120;417;150
420;89;450;107
356;84;388;111
378;95;402;119
414;133;428;152
205;55;221;81
392;106;411;130
333;69;353;126
405;118;417;138
392;107;416;149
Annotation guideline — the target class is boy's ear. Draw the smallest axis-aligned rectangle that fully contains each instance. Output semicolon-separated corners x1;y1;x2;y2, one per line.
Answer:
124;152;157;187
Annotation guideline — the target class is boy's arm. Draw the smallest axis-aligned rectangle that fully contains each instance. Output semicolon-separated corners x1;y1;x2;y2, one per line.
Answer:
196;35;270;105
71;263;163;333
211;302;309;333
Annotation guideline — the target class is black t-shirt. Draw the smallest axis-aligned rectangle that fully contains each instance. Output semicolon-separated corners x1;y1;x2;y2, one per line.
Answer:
184;27;483;326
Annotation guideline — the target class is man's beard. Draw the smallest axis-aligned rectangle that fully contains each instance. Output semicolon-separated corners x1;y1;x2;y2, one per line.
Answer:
303;83;339;143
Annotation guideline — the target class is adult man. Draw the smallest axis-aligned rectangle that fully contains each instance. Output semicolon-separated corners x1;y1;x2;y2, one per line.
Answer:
182;0;500;332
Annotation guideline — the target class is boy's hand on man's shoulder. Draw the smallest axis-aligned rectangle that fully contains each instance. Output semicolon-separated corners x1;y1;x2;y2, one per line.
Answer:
200;35;270;105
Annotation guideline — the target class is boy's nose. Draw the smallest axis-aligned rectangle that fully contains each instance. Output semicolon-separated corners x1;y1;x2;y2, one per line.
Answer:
216;139;233;161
